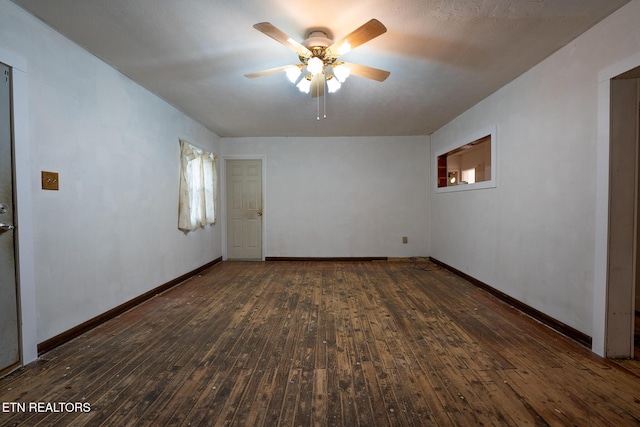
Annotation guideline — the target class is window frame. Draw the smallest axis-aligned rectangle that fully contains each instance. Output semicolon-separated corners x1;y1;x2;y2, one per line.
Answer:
434;125;497;193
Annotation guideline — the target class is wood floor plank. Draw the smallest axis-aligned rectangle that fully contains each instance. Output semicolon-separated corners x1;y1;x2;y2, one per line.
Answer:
1;261;639;426
311;368;328;427
359;361;392;426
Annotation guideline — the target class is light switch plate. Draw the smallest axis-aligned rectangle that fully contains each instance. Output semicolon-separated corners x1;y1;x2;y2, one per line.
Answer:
41;171;59;191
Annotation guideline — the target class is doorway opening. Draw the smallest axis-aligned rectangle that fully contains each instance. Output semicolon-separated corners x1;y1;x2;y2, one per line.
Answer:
0;48;36;369
0;61;20;375
606;67;640;358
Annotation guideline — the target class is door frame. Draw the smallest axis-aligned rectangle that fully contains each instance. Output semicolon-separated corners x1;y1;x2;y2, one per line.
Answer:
594;52;640;357
221;155;266;261
0;47;37;366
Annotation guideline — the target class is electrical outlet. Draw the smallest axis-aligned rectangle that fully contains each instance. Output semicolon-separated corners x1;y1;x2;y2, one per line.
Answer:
402;236;408;244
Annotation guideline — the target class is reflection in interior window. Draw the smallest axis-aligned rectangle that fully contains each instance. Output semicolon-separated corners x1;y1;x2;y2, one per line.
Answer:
437;135;491;188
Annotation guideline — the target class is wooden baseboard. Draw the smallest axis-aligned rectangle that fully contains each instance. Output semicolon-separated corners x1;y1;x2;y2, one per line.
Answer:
37;257;223;356
0;362;20;379
266;256;388;262
429;257;593;349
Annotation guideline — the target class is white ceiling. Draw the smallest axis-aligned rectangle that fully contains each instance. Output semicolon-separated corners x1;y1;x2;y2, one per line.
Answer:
10;0;631;137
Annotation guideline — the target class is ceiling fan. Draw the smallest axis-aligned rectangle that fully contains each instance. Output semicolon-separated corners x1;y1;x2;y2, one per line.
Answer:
245;19;390;99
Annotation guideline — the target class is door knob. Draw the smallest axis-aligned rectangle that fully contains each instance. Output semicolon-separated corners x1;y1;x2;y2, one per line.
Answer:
257;210;262;217
0;222;14;231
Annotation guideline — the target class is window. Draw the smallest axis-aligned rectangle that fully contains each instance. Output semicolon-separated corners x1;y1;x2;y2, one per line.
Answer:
461;167;476;184
435;126;496;192
178;139;217;231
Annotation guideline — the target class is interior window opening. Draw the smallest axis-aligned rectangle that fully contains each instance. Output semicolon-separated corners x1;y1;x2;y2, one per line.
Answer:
437;133;493;190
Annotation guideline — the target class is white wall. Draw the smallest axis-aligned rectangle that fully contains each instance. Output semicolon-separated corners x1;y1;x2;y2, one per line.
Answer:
0;0;222;347
430;0;640;339
221;136;429;258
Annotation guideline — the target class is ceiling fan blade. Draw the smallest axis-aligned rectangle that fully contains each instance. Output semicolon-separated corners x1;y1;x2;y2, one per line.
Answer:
310;73;325;98
244;65;296;79
253;22;312;59
341;62;390;82
325;19;387;59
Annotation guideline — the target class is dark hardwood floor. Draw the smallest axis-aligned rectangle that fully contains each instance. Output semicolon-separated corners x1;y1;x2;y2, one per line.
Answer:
1;260;639;426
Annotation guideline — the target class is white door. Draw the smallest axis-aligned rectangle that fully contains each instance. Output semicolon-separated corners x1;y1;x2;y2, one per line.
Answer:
0;62;20;372
226;159;263;260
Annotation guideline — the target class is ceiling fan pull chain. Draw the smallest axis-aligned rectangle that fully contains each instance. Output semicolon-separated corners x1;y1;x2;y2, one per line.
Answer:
323;77;327;119
323;93;327;119
316;78;320;120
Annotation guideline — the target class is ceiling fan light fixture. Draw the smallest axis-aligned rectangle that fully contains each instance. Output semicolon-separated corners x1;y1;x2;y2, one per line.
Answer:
307;57;324;76
247;19;389;118
333;64;350;83
297;77;311;93
286;65;302;83
326;76;341;93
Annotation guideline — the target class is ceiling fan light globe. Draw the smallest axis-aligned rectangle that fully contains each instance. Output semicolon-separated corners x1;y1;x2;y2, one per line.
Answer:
297;78;311;93
333;64;350;83
307;57;324;76
327;77;341;93
286;66;301;83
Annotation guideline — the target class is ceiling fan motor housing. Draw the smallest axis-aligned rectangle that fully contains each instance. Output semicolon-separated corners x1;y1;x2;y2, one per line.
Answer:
300;31;336;65
302;30;332;48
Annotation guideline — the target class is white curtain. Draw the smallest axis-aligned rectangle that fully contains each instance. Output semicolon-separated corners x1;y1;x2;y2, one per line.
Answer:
178;139;217;231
